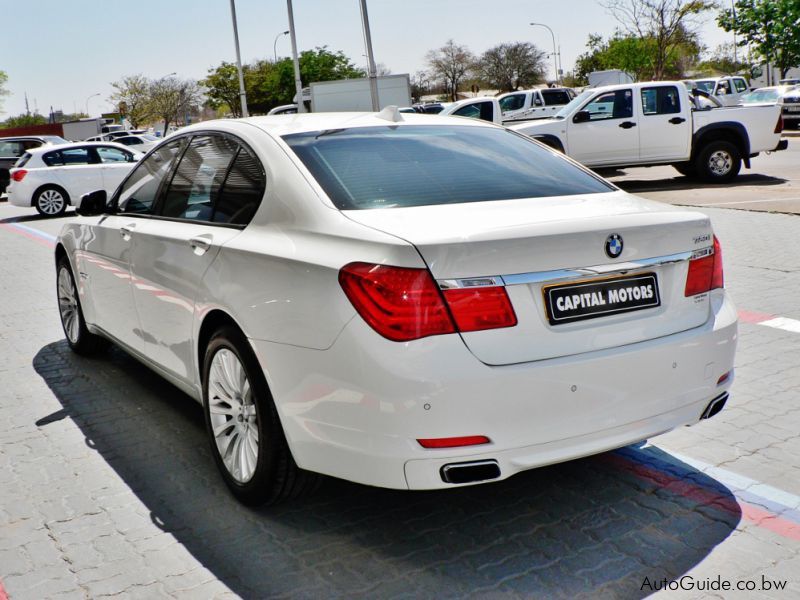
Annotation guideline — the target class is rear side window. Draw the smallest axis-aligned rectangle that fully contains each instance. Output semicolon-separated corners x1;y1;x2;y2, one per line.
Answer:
541;90;571;105
42;151;64;166
734;78;748;93
60;148;96;165
214;147;266;225
117;138;187;214
453;101;494;122
283;125;613;210
641;86;681;115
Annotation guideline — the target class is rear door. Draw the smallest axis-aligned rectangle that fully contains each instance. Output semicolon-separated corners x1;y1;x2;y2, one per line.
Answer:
638;85;691;162
96;145;137;196
129;133;265;382
566;88;640;165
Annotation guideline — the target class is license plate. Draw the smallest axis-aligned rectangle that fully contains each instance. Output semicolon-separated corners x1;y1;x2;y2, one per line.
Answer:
544;273;660;325
786;107;800;112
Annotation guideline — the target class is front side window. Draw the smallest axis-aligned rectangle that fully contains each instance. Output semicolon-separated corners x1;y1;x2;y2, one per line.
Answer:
453;101;494;122
0;141;24;158
97;147;133;163
499;94;525;112
641;86;681;115
283;125;613;210
116;138;187;214
582;89;633;121
159;135;238;221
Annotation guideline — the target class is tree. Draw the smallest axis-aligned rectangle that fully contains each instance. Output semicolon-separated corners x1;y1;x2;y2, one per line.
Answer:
110;74;153;128
602;0;714;79
202;62;245;118
696;42;751;75
427;40;475;101
0;70;8;114
476;42;547;91
718;0;800;79
148;76;202;136
1;113;47;129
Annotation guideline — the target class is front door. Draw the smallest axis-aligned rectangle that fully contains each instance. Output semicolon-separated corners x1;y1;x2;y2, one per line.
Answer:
566;88;640;166
95;145;138;196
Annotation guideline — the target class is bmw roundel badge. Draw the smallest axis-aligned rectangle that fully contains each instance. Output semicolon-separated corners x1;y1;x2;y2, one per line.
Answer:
605;234;623;258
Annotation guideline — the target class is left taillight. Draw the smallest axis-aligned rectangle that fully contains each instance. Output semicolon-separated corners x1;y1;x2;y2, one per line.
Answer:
775;115;784;134
685;236;724;297
10;169;27;182
338;262;517;342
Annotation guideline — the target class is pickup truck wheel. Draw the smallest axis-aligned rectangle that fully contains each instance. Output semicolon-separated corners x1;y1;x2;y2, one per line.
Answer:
695;141;741;183
673;163;696;178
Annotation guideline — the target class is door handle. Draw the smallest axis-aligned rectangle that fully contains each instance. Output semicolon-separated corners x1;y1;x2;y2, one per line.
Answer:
669;117;686;124
618;121;637;129
120;224;136;240
189;235;212;255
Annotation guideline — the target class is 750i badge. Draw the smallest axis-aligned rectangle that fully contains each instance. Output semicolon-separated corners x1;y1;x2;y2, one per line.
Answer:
543;273;661;325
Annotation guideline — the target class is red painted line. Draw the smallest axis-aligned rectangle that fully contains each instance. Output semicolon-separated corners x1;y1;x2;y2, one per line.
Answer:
737;309;776;324
0;222;55;249
605;454;800;542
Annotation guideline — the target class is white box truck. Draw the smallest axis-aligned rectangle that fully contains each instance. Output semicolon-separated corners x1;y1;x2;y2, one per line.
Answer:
61;119;104;141
310;75;412;112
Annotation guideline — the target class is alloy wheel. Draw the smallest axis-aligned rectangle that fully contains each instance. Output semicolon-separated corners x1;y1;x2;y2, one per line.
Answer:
38;189;66;215
208;348;259;483
58;267;80;343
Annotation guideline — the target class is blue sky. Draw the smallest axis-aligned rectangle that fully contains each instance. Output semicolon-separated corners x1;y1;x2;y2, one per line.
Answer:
3;0;733;117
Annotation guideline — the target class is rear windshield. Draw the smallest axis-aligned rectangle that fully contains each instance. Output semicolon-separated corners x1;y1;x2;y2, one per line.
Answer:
282;125;613;210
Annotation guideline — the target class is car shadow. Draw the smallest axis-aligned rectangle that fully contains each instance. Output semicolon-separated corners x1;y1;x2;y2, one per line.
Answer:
0;210;76;223
609;172;787;194
33;340;740;598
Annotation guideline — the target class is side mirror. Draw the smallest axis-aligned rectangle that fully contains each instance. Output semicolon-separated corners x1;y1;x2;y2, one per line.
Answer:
534;98;543;106
77;190;108;217
573;110;590;124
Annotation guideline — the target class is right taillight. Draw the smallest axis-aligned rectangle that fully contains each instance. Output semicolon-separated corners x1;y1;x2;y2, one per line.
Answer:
339;262;517;341
775;115;784;133
685;236;724;297
10;169;27;182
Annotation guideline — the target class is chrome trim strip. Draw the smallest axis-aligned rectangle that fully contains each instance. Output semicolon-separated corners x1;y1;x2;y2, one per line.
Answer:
438;248;709;289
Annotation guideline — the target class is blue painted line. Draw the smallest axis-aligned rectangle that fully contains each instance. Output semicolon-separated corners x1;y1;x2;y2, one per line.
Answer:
9;222;58;242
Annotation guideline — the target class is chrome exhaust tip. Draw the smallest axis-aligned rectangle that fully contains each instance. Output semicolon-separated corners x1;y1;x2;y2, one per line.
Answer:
701;392;729;420
440;460;501;484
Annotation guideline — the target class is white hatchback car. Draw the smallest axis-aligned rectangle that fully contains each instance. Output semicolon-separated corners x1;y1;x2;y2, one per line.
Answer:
8;142;141;216
55;111;737;505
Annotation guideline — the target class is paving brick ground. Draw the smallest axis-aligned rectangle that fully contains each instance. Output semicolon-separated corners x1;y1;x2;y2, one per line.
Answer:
1;200;799;599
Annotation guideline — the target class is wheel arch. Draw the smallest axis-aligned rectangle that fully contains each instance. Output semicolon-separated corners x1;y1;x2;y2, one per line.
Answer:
33;182;72;207
692;123;750;168
196;309;252;382
531;134;565;153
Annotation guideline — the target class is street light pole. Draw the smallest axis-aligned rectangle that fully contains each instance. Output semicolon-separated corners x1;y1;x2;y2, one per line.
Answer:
228;0;249;117
273;30;290;62
85;93;100;117
358;0;380;111
530;22;560;85
286;0;305;113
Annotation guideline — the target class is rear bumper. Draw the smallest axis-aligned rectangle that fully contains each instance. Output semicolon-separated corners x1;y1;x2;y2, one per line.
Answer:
251;289;737;490
774;139;789;151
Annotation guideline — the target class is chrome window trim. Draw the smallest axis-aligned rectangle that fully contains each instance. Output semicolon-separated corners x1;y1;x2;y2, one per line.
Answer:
438;248;710;289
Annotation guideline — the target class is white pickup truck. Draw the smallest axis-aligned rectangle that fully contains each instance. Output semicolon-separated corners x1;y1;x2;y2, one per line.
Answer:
440;92;574;125
510;81;787;182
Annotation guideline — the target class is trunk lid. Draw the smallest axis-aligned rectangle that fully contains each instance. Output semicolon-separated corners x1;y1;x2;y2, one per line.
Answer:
344;191;714;365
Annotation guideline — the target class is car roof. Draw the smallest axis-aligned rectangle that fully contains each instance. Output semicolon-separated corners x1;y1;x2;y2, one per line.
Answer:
175;111;498;139
0;135;54;142
24;141;136;155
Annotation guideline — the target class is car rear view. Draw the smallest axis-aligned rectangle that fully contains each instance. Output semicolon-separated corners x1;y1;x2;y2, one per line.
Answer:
268;121;738;490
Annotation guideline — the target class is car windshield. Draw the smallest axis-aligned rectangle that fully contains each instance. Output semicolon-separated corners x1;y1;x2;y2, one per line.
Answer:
140;134;159;141
741;89;781;103
554;90;593;119
694;80;716;93
282;125;613;210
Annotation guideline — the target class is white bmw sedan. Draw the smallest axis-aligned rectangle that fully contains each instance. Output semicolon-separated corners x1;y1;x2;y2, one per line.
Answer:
55;111;737;505
8;142;141;216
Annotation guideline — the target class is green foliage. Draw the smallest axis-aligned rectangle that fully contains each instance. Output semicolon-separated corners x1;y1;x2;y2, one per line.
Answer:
1;113;47;128
110;74;154;128
718;0;800;78
695;43;751;76
202;62;244;117
476;42;547;91
0;70;8;114
574;29;702;83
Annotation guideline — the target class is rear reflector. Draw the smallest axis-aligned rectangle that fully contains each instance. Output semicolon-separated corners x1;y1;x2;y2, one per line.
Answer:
685;236;724;296
418;435;491;449
717;370;731;385
339;262;518;341
10;169;27;182
442;287;517;332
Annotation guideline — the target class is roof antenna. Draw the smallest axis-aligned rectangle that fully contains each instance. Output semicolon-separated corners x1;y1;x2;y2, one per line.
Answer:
375;105;403;122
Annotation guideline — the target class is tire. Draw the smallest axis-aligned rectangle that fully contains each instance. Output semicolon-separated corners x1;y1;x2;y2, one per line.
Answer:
202;325;319;506
694;140;741;183
57;256;109;355
672;162;696;178
35;185;69;217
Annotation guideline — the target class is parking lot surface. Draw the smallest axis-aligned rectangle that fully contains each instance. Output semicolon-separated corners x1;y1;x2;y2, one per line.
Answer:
2;151;800;598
